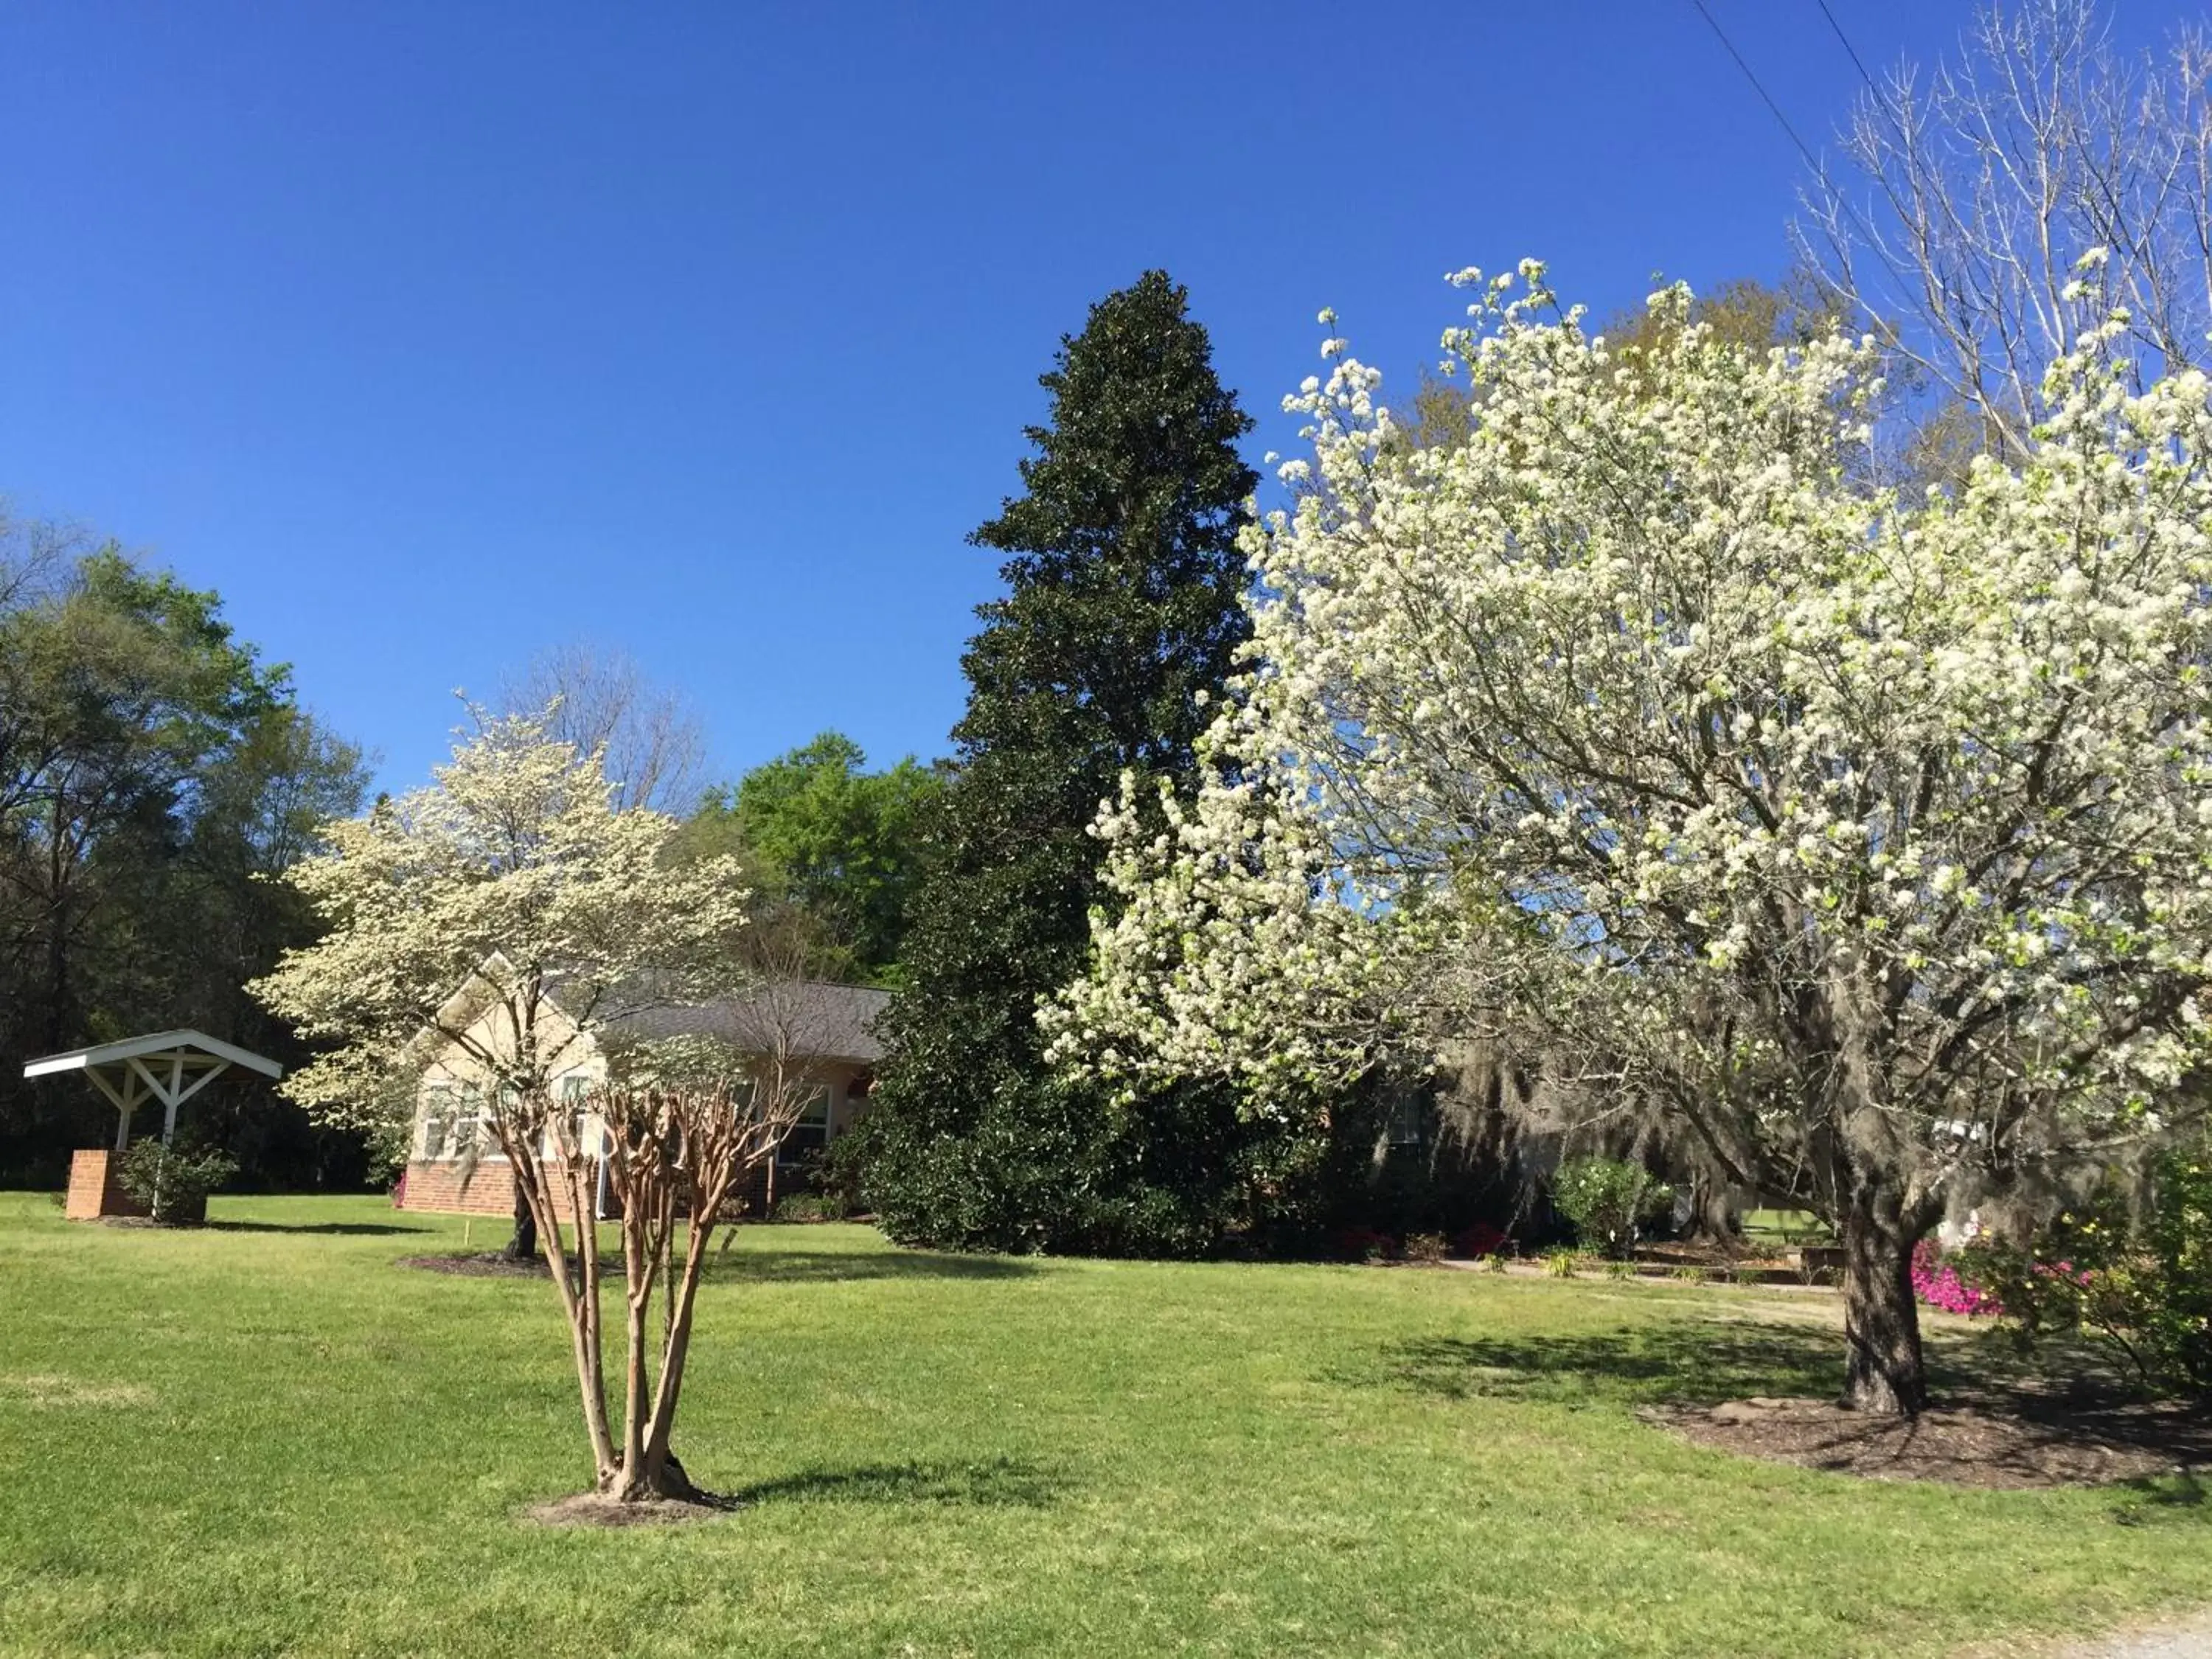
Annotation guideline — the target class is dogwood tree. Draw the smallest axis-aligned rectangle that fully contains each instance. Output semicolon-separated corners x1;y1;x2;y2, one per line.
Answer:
252;706;772;1500
1054;262;2212;1415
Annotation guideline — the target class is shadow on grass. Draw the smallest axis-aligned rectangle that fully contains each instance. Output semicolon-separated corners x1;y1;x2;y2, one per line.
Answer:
704;1246;1039;1283
207;1220;430;1237
1361;1323;2212;1486
2112;1470;2212;1527
1361;1321;1846;1409
724;1457;1063;1508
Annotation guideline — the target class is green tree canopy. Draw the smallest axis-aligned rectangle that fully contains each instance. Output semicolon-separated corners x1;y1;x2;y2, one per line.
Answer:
0;515;368;1186
687;731;942;987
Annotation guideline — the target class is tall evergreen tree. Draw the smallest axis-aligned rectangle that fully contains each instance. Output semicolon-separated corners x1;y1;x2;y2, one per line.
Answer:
858;271;1265;1253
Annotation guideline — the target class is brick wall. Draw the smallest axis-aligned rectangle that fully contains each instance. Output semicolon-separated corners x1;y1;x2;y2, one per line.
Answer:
398;1155;776;1221
397;1158;521;1216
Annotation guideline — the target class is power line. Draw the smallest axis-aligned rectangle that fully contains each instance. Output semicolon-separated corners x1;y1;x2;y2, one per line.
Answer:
1685;0;1826;177
1814;0;1882;99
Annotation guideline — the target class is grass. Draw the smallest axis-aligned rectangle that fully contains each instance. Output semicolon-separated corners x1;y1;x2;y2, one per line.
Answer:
1740;1208;1836;1249
0;1194;2207;1658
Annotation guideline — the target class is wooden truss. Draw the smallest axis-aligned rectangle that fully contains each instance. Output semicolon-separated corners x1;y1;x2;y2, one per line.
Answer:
22;1029;283;1151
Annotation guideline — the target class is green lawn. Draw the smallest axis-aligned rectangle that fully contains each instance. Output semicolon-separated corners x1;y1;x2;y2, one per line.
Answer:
0;1194;2205;1658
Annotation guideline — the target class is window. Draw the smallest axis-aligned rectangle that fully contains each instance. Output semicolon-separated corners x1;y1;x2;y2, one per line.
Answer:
555;1074;591;1154
1384;1090;1429;1150
420;1083;495;1161
777;1088;830;1167
419;1084;455;1160
456;1087;490;1160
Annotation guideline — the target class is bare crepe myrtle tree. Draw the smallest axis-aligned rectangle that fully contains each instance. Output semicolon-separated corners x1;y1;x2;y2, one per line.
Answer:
477;885;858;1502
1802;0;2212;458
502;1034;823;1503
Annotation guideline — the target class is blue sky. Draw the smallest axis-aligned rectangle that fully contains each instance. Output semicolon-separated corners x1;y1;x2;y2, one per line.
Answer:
0;1;2198;795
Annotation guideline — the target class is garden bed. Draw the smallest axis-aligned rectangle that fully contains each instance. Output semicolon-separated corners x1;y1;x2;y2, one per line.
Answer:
1647;1393;2212;1489
1441;1256;1832;1289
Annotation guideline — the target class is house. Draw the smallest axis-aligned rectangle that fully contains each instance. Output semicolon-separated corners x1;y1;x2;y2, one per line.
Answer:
394;976;889;1219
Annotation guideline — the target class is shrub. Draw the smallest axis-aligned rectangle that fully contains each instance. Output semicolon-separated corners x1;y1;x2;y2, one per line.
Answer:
114;1138;236;1225
1549;1158;1673;1259
773;1192;848;1223
816;1121;875;1218
1910;1239;2003;1318
1335;1226;1396;1264
1952;1138;2212;1401
1542;1246;1585;1278
1452;1220;1509;1259
1402;1231;1448;1265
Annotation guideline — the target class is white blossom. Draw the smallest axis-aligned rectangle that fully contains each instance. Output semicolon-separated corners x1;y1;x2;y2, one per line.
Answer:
1052;267;2212;1242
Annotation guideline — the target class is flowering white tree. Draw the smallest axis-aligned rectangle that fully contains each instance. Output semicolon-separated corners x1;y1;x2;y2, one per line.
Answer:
252;706;771;1500
1054;264;2212;1415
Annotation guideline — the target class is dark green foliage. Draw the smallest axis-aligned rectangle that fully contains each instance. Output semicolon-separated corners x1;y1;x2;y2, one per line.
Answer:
0;520;371;1187
114;1136;238;1224
1550;1158;1672;1259
860;271;1284;1256
686;732;943;986
1958;1136;2212;1401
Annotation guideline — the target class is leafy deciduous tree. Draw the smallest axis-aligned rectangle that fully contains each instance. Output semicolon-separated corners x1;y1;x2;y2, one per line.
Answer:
0;515;368;1186
689;731;942;986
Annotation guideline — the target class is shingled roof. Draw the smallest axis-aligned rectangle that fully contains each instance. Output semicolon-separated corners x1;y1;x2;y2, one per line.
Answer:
601;981;889;1066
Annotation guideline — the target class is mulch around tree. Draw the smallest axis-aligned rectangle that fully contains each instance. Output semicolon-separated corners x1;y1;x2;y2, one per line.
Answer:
522;1492;742;1528
396;1251;616;1280
1645;1394;2212;1489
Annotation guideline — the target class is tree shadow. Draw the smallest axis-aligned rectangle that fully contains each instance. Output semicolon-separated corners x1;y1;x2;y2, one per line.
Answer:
722;1457;1064;1508
1357;1320;2212;1493
206;1220;430;1236
1358;1320;1846;1409
703;1247;1039;1283
2112;1470;2212;1527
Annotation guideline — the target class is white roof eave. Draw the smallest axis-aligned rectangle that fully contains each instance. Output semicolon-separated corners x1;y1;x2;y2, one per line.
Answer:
22;1029;284;1082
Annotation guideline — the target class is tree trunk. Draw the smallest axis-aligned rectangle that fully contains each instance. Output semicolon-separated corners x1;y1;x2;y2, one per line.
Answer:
1839;1189;1927;1416
1684;1171;1739;1245
599;1449;698;1503
501;1182;537;1261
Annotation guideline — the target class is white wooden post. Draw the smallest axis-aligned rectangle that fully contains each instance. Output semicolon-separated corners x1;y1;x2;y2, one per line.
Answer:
122;1054;231;1147
164;1052;183;1144
85;1066;146;1152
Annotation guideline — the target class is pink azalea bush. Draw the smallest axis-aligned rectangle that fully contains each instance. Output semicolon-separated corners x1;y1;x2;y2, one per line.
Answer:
1910;1239;2003;1317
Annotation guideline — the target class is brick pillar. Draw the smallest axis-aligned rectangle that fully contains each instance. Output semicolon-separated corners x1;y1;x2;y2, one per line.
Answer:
63;1150;150;1222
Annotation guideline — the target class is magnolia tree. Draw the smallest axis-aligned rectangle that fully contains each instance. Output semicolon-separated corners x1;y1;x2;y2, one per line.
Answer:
1053;262;2212;1415
253;707;793;1501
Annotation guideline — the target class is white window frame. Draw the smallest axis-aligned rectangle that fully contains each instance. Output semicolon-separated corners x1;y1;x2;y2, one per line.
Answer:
551;1073;592;1159
776;1085;832;1167
418;1081;456;1160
